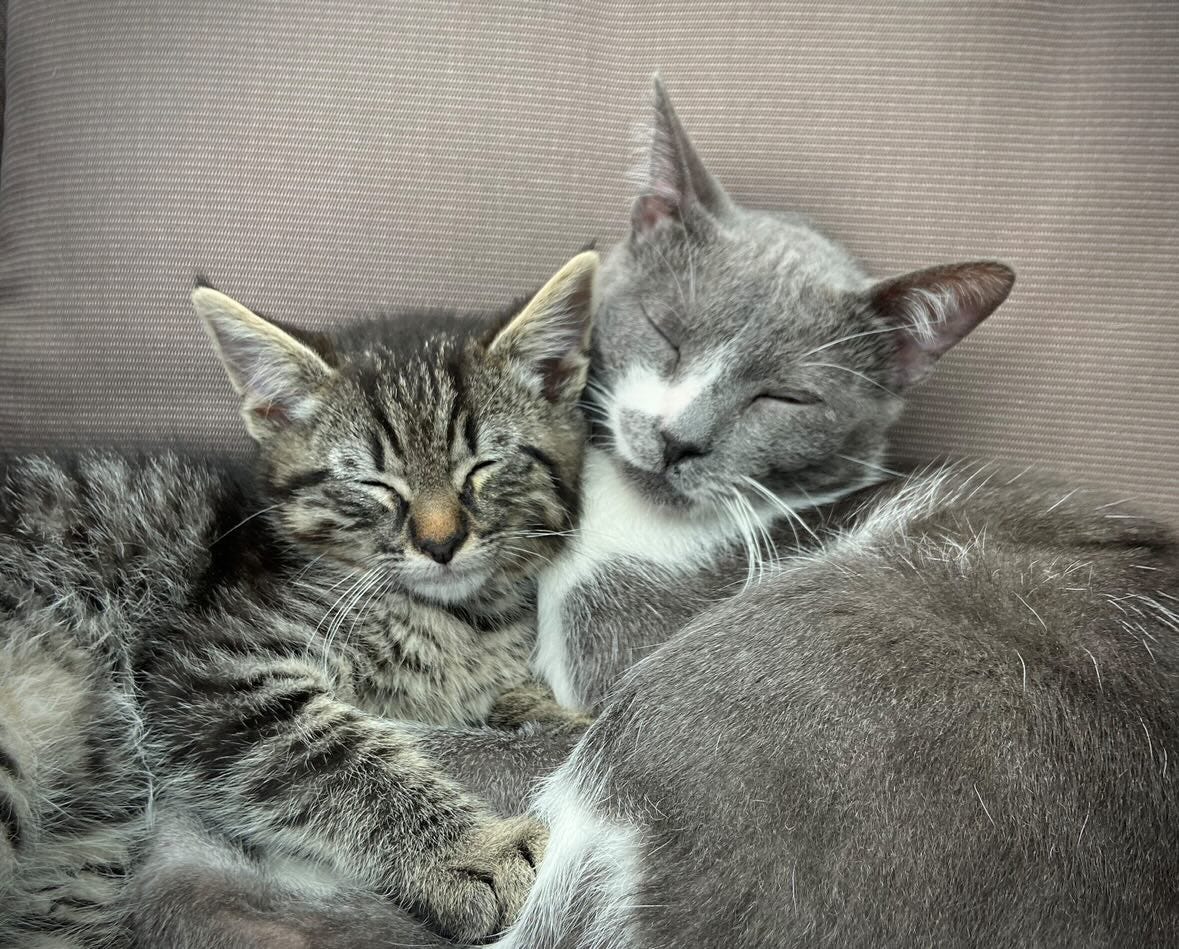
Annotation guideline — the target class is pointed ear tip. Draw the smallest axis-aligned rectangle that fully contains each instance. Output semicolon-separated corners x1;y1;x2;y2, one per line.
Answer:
567;249;600;274
190;285;219;310
975;261;1016;302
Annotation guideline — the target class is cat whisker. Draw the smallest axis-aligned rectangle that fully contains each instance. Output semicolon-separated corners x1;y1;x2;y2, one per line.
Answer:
801;362;893;393
349;570;398;640
725;487;772;588
740;475;819;547
326;566;390;659
648;241;690;311
209;503;284;546
799;323;908;359
836;454;903;478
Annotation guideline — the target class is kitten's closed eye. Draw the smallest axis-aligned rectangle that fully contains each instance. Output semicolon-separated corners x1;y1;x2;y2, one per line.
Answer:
358;478;398;491
356;477;407;509
461;460;498;507
756;390;823;407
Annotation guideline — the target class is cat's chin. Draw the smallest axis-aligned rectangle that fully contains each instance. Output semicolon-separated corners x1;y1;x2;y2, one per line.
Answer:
614;459;700;511
402;566;490;605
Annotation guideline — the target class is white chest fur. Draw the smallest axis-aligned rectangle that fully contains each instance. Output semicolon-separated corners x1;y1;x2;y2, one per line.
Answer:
534;448;760;706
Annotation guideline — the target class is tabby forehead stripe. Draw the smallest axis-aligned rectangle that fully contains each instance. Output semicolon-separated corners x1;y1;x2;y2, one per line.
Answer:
368;396;402;461
368;430;386;472
444;360;468;453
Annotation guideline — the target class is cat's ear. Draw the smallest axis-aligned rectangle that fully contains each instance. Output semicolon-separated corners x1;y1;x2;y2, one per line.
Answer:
864;261;1015;387
490;251;599;402
193;285;336;441
630;75;732;234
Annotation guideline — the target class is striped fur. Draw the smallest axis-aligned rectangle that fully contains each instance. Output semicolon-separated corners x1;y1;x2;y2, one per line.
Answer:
0;253;598;946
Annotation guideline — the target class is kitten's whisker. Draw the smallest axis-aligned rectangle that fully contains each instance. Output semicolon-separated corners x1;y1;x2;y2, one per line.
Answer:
290;552;329;584
726;488;768;588
801;362;893;393
209;503;284;546
327;567;387;658
349;571;396;639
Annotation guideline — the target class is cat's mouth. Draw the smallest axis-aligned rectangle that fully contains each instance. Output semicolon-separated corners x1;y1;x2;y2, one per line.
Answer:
615;458;698;509
403;562;491;605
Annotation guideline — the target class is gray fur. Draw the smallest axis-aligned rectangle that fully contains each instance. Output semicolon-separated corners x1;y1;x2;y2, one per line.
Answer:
0;252;598;946
502;78;1179;947
111;79;1179;947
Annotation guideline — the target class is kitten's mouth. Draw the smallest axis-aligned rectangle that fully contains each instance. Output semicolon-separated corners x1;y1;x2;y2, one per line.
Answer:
402;561;491;605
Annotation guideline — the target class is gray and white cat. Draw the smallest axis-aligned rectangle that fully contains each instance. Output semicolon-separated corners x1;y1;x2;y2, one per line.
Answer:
536;78;1015;710
0;251;599;947
502;80;1179;947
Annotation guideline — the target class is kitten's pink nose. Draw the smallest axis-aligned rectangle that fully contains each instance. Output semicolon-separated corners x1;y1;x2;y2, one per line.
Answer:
409;492;468;564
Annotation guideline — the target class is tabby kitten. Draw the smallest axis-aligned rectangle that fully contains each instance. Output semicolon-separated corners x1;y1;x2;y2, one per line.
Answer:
0;250;598;947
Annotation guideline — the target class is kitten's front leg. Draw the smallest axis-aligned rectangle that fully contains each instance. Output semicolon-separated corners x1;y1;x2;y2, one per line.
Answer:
488;677;594;732
143;654;546;943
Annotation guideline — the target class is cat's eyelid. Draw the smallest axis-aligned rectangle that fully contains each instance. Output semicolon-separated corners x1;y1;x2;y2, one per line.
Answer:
639;302;680;352
757;390;823;406
356;475;410;499
464;459;498;480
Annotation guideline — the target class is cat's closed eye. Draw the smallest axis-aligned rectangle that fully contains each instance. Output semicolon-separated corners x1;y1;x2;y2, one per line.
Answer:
357;477;407;507
755;390;823;407
640;304;680;359
461;460;497;505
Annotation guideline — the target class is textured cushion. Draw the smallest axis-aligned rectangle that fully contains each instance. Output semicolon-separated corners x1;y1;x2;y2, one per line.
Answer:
1;1;1177;518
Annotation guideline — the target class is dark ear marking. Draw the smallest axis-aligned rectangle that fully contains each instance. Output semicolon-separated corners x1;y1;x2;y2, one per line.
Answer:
278;469;330;496
520;443;577;513
866;261;1015;387
463;413;478;457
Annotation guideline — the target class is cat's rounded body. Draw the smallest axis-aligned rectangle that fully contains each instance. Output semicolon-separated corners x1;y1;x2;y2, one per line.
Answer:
502;81;1179;947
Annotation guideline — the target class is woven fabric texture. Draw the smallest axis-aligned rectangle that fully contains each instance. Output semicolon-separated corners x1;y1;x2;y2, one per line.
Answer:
1;1;1176;518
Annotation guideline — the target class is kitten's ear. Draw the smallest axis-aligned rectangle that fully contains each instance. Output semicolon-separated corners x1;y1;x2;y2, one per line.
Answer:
865;261;1015;387
630;75;732;234
490;251;599;402
192;286;335;441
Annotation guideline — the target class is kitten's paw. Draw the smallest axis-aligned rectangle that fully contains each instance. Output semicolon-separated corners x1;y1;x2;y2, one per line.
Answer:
429;815;548;942
488;681;595;732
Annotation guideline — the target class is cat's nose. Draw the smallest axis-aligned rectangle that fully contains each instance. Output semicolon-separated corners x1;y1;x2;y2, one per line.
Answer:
415;528;467;564
661;431;709;468
410;493;468;564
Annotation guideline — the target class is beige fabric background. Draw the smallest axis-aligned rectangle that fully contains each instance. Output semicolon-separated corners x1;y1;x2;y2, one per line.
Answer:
0;2;1176;518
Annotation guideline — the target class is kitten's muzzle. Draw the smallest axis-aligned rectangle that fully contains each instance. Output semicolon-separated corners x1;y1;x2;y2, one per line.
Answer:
409;492;469;565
